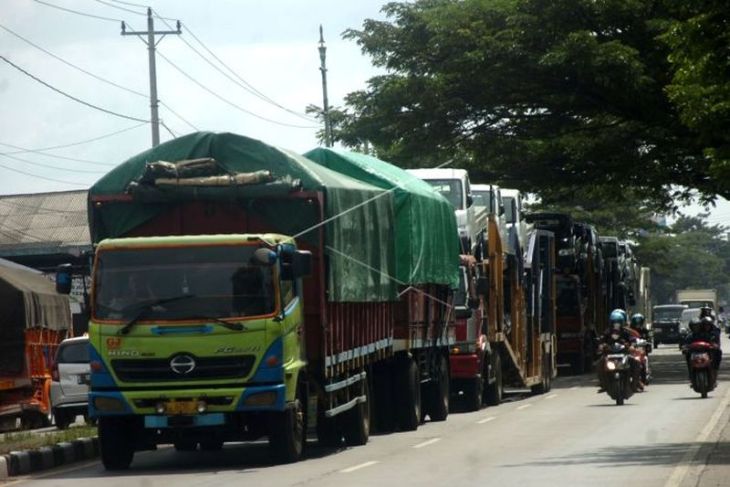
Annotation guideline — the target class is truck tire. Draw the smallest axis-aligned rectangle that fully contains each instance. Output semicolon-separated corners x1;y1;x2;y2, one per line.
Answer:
269;385;306;463
395;358;421;431
484;353;503;406
342;379;370;446
99;417;135;470
464;377;483;412
424;355;449;421
571;352;585;375
316;409;341;447
53;408;72;430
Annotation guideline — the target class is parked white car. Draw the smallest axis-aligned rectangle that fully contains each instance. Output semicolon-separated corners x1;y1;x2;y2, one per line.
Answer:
406;168;486;253
50;336;90;429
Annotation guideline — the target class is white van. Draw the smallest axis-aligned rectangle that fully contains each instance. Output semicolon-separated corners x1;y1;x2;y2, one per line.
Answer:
406;168;486;253
500;188;530;256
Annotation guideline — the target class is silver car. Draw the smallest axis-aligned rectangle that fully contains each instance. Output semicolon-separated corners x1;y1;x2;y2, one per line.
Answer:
50;336;90;429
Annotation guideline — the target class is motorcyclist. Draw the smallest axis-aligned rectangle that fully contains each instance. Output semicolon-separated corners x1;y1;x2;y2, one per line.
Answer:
598;309;643;392
629;313;651;383
682;316;722;372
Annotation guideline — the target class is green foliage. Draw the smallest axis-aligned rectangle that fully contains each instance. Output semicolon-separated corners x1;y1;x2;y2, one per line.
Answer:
337;0;729;208
634;215;730;304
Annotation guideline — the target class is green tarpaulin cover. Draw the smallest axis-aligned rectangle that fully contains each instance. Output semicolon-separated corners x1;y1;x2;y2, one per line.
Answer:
88;132;396;302
304;148;459;289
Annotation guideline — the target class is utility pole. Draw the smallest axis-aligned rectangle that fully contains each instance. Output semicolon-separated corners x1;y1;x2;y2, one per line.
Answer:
122;8;181;147
318;25;333;147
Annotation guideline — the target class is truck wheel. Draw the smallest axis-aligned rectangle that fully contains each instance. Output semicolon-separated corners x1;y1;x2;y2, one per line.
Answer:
464;377;483;412
571;352;586;375
342;379;370;446
316;409;341;447
424;355;450;421
531;353;552;395
484;353;503;406
99;417;135;470
53;409;72;430
395;358;421;431
269;385;306;463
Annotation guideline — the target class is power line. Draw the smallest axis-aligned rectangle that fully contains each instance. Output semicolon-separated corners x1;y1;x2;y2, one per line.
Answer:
108;0;148;8
0;161;88;187
0;55;149;123
160;120;177;138
0;152;106;174
0;23;146;98
34;0;121;23
156;49;318;129
154;12;317;123
0;142;112;166
93;0;145;16
0;122;147;155
159;101;199;131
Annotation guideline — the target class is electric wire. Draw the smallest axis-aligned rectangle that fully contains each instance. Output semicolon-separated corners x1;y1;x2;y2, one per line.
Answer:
160;120;177;138
108;0;149;9
159;101;199;131
0;161;88;187
154;12;317;123
0;152;105;174
156;50;318;129
0;55;149;123
0;142;112;166
34;0;121;23
0;122;147;155
92;0;145;16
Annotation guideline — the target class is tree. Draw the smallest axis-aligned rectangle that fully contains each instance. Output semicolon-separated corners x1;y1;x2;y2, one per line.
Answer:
338;0;728;209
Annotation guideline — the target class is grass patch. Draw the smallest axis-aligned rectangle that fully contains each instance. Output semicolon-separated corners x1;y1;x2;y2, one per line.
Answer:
0;426;97;454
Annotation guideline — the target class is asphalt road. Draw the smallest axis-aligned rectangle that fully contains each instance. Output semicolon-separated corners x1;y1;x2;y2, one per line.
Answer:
9;337;730;487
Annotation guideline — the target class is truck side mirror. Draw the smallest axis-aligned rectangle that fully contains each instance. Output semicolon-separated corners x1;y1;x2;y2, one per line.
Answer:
282;250;312;280
466;194;474;207
56;263;73;295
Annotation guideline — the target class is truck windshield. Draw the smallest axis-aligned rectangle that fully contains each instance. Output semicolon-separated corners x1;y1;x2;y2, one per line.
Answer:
472;190;494;212
93;245;276;321
653;308;684;321
503;196;514;223
423;179;464;210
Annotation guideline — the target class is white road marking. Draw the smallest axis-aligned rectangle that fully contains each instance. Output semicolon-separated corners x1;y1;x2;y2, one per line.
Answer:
664;385;730;487
570;386;579;390
545;393;558;399
477;416;496;424
340;460;379;473
516;404;532;410
413;438;441;449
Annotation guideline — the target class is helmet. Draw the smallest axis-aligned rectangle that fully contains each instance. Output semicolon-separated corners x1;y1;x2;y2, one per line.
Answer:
700;316;714;329
630;313;645;329
609;309;627;326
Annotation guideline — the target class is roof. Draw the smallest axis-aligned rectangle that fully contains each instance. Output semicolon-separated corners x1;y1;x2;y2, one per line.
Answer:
0;190;90;257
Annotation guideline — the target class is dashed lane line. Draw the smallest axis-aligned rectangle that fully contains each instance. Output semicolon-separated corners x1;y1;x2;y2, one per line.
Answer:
545;393;558;399
516;404;532;410
477;416;496;424
413;438;441;449
340;461;379;473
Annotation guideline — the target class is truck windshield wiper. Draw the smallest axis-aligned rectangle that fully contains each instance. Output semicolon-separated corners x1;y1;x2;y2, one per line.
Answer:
119;294;196;335
186;316;245;332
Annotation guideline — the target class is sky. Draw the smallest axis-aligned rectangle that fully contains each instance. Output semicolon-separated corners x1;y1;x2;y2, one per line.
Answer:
0;0;728;226
0;0;388;193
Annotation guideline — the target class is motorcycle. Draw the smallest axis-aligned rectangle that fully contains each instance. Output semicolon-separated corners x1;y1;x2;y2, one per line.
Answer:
601;342;635;405
632;338;651;385
685;340;717;398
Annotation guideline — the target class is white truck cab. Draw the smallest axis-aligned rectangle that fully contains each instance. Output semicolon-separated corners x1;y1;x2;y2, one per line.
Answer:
407;168;486;253
500;188;530;257
472;184;509;253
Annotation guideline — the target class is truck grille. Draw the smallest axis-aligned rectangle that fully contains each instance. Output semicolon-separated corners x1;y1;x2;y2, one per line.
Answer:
111;355;256;382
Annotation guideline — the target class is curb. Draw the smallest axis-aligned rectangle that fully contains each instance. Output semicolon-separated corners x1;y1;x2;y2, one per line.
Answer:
0;437;98;477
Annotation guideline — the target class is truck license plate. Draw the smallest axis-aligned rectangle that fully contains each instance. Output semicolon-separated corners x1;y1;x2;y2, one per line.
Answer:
165;400;196;415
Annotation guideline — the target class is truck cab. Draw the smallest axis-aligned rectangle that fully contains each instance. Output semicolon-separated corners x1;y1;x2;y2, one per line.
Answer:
406;168;486;253
471;184;508;253
500;189;529;257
